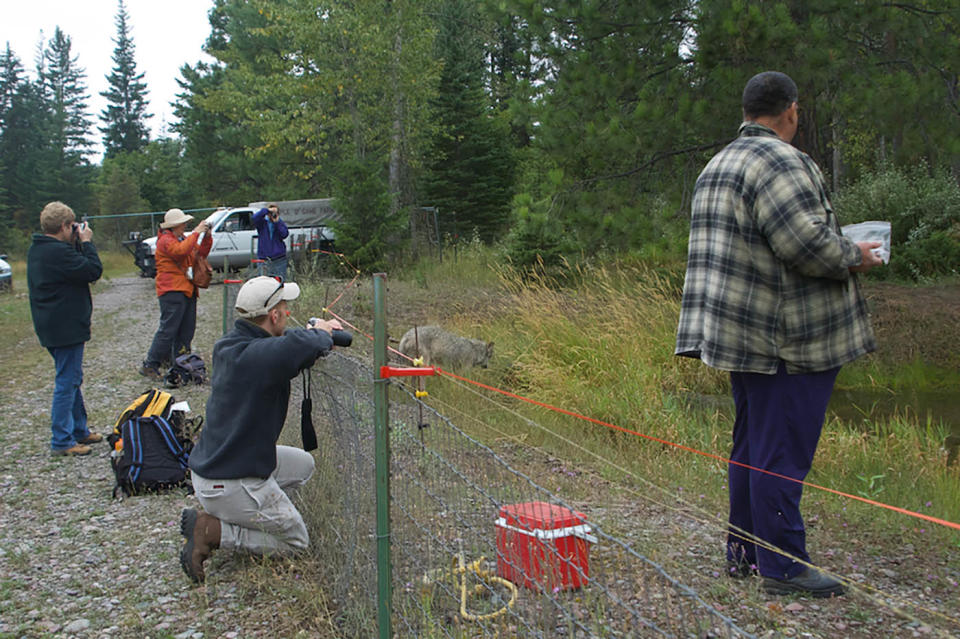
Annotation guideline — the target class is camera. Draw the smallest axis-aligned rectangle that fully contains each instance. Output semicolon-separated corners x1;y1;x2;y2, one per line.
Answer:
71;221;83;247
308;317;352;347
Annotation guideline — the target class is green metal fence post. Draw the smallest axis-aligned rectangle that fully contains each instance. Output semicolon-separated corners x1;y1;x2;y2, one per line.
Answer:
222;279;228;335
373;273;392;639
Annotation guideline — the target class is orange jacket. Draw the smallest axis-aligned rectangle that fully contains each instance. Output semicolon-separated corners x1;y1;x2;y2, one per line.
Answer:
154;229;213;297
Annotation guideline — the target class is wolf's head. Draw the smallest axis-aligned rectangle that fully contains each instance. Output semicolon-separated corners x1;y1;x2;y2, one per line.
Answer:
471;339;494;368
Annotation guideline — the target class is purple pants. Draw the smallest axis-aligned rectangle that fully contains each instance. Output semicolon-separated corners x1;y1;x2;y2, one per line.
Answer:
726;362;839;579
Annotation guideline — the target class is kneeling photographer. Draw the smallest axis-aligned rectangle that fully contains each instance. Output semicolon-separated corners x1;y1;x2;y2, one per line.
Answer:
180;276;345;583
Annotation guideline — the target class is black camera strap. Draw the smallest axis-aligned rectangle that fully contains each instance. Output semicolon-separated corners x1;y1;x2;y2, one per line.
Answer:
300;367;317;451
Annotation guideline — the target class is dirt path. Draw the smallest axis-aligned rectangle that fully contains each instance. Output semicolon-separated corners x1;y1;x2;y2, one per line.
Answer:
0;276;316;638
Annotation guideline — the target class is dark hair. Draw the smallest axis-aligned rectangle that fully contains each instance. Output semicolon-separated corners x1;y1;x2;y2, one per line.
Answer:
742;71;798;118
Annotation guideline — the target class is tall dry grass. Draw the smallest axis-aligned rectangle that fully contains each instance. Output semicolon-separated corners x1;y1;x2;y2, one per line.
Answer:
435;257;960;538
303;248;960;556
284;251;960;633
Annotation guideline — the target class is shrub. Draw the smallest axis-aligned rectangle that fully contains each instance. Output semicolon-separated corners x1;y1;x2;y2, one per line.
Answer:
834;164;960;280
501;194;577;273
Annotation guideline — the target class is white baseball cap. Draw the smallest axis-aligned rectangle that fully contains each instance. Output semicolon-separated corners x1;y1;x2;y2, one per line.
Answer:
235;276;301;318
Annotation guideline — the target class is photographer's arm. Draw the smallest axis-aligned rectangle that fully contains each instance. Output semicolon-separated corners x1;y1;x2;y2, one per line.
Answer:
62;238;103;283
197;225;214;257
163;231;201;258
242;329;336;380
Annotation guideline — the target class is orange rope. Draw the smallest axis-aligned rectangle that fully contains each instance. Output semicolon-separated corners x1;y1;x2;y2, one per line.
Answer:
325;272;360;312
324;308;408;360
318;278;960;534
313;248;359;275
437;368;960;532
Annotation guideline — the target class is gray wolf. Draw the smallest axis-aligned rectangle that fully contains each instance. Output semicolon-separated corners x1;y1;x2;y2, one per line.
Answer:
398;326;493;370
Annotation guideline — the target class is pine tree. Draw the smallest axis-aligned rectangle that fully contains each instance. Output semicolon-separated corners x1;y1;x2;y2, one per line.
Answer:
0;49;11;240
0;45;24;213
174;61;271;203
0;45;49;223
420;0;515;243
0;45;23;123
39;27;94;208
100;0;151;157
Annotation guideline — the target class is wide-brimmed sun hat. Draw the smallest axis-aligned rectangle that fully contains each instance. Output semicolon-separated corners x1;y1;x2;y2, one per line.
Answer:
160;208;194;229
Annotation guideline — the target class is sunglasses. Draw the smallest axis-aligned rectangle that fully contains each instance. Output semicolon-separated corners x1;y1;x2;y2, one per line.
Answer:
263;276;284;308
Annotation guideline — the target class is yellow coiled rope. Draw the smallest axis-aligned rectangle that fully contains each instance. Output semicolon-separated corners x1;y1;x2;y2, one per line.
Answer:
421;552;519;622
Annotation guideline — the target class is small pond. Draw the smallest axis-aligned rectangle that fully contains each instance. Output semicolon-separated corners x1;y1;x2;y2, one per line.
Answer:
827;388;959;435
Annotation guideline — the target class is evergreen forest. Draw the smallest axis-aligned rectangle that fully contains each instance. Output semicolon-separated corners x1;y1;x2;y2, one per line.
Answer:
1;0;958;279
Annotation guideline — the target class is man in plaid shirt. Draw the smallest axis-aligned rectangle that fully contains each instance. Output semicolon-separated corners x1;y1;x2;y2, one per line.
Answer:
675;71;883;597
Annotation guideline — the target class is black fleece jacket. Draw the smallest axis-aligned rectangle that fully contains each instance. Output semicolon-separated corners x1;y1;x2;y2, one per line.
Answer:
26;234;102;348
188;319;334;479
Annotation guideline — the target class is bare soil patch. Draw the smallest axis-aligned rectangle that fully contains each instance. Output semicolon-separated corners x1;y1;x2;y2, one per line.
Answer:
863;281;960;369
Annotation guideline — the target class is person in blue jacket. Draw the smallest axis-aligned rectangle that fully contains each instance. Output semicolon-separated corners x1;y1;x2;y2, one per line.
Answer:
179;276;341;583
27;202;104;456
252;203;289;279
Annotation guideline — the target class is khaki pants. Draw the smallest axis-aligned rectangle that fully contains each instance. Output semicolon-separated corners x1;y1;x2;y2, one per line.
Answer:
192;445;315;554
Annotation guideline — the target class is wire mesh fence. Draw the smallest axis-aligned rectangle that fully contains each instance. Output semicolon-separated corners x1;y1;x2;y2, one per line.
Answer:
301;351;755;638
219;279;243;334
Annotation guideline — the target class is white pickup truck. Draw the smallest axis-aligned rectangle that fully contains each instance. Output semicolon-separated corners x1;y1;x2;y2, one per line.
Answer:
134;199;338;277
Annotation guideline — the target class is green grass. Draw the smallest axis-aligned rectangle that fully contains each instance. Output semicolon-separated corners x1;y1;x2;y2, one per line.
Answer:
2;247;135;290
0;249;137;379
233;249;960;635
368;253;960;546
838;356;960;391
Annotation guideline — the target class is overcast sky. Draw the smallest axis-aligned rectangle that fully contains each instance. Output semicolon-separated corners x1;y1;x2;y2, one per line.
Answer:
1;0;216;158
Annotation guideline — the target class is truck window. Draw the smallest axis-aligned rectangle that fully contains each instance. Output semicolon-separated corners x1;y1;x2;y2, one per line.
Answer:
221;211;253;232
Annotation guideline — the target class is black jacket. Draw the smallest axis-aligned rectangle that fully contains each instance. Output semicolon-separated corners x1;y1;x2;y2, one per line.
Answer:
189;319;334;479
27;234;103;348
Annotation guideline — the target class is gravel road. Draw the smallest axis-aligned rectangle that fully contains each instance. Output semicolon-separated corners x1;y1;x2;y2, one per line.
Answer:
0;275;307;639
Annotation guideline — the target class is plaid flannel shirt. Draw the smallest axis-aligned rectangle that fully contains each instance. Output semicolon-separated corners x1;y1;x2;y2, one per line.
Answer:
675;122;875;374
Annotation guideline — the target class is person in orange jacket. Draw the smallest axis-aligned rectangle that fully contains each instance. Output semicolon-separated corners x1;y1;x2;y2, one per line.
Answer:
140;208;214;378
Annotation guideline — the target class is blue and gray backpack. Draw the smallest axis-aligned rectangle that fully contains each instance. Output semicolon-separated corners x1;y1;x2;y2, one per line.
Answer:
107;389;201;498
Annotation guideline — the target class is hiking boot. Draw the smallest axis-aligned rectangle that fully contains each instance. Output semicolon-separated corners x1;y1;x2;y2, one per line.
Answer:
762;566;846;598
180;508;221;584
139;363;162;380
51;444;92;456
77;432;103;445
